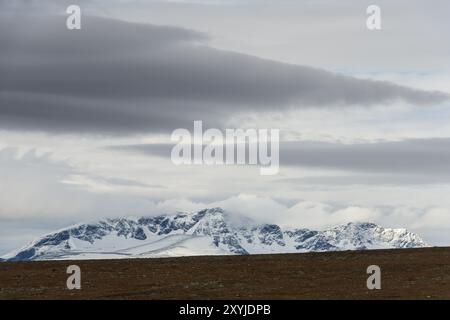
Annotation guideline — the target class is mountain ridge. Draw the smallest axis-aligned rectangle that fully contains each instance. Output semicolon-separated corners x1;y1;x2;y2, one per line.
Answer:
1;208;428;261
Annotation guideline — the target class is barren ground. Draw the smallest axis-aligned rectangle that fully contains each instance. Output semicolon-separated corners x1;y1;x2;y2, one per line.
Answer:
1;247;450;299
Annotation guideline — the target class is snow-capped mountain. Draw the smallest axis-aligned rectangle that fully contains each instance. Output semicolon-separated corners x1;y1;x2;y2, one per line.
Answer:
1;208;428;261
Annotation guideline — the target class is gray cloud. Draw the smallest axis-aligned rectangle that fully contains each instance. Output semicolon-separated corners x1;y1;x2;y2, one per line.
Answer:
283;138;450;185
280;139;450;175
0;13;448;134
91;176;166;189
112;138;450;184
277;175;450;186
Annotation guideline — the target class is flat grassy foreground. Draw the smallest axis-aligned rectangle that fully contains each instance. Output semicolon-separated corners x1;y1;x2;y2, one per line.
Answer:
1;247;450;299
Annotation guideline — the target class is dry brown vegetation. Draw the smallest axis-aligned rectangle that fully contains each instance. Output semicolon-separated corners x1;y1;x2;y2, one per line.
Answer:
1;247;450;300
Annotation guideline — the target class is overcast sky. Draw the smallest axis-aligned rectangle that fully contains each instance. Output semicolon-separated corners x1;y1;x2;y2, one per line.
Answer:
1;0;450;254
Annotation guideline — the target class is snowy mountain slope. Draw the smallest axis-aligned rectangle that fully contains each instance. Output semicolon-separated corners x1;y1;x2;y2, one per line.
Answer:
1;208;428;261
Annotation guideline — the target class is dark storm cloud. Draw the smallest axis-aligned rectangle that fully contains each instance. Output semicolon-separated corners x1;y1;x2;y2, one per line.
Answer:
0;13;448;134
112;138;450;184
